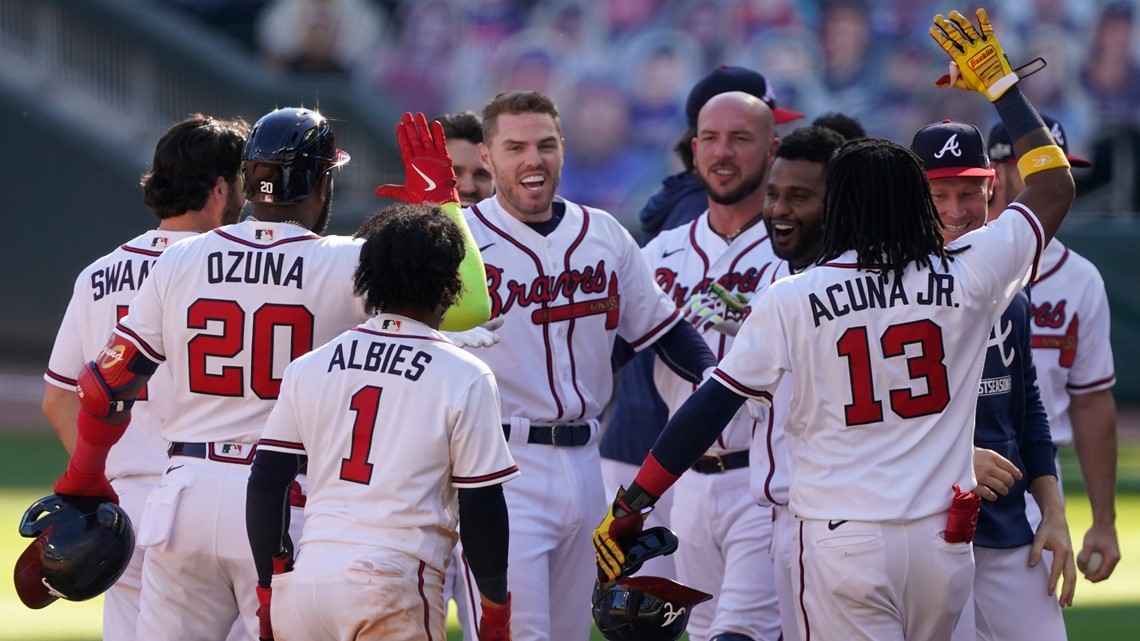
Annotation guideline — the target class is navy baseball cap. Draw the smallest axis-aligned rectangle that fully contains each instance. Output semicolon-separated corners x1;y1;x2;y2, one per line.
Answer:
910;120;994;180
686;65;805;127
987;115;1091;167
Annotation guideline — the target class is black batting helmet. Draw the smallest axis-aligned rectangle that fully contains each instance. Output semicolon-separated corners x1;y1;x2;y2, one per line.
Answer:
13;494;135;609
592;576;713;641
242;107;349;204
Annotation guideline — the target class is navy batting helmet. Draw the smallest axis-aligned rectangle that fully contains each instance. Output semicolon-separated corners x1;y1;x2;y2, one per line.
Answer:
13;494;135;609
592;576;713;641
241;107;349;205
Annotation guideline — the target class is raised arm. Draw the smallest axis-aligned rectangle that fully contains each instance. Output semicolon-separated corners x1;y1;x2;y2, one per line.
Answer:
930;9;1074;243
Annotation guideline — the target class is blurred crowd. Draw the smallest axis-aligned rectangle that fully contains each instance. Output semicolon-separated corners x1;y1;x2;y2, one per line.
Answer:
162;0;1140;227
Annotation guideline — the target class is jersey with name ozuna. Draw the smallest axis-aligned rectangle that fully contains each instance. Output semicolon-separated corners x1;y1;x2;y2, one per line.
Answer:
114;221;368;444
714;204;1045;521
465;196;680;424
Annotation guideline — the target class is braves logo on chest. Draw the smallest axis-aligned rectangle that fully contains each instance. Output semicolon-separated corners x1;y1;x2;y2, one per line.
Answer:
486;260;620;328
655;264;772;308
1030;299;1079;367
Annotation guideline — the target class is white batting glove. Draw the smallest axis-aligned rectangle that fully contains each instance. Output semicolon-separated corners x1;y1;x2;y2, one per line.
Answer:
443;317;504;348
682;288;749;337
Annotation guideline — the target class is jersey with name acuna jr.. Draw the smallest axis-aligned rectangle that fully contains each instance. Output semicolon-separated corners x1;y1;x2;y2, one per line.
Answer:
713;205;1045;521
46;230;199;479
114;221;368;444
257;314;520;571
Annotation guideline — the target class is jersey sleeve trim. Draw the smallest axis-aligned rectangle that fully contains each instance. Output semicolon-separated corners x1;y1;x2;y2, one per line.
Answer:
628;308;681;351
1005;203;1044;282
452;465;521;488
113;324;165;362
1031;246;1069;285
256;438;306;453
1067;373;1116;394
44;369;77;389
710;368;773;403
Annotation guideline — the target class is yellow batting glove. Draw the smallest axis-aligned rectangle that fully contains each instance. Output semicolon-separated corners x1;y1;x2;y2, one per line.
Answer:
710;283;750;313
592;488;647;584
929;9;1019;101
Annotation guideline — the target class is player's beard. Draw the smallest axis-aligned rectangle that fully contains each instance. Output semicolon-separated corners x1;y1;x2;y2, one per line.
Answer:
222;185;246;226
699;157;767;206
495;160;560;219
767;214;824;267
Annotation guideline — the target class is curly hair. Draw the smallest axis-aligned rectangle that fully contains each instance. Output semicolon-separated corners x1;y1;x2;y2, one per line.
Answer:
433;110;484;145
353;203;466;315
141;114;249;219
810;112;866;141
775;126;846;165
818;138;958;280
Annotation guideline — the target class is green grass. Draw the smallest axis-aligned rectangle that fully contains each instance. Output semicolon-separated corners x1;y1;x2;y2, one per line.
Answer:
1;433;1137;640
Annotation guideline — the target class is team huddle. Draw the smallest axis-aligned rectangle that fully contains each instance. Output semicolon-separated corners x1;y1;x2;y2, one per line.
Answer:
13;8;1122;641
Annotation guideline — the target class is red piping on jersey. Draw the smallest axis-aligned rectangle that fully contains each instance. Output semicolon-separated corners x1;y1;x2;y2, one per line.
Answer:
819;260;875;269
1006;203;1044;282
711;368;772;402
798;521;811;641
257;438;305;452
452;465;520;485
563;207;591;421
417;561;433;641
212;228;319;249
689;219;711;280
44;369;77;387
472;204;565;418
120;245;163;258
114;323;165;362
351;327;447;343
1067;373;1117;392
628;308;680;350
762;405;784;505
1031;245;1070;285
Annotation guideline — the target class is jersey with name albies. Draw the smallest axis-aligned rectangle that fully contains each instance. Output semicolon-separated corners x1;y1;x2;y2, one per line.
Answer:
114;221;368;444
713;204;1045;521
257;314;520;571
1029;240;1116;446
464;196;679;424
46;230;198;479
643;213;780;454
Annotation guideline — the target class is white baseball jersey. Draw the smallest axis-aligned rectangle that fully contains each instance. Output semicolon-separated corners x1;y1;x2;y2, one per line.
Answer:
1029;240;1116;446
752;260;798;508
257;314;520;572
45;229;198;479
643;213;780;454
714;204;1045;521
465;196;680;423
115;221;368;444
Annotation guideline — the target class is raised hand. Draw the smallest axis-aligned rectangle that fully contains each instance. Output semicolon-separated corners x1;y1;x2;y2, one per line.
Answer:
375;112;460;205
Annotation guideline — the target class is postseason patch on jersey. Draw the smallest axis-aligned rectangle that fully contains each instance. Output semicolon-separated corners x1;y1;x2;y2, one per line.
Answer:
255;229;273;241
381;319;402;331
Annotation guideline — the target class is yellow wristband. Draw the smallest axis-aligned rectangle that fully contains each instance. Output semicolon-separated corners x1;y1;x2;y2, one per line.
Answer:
1016;145;1070;180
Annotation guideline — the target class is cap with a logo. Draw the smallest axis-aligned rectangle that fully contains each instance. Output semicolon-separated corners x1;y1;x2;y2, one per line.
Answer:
910;120;994;180
987;115;1091;167
686;65;805;127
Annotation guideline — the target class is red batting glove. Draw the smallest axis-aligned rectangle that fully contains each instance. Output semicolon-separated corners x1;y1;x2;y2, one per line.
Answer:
256;585;274;641
375;112;460;205
53;410;128;503
479;593;512;641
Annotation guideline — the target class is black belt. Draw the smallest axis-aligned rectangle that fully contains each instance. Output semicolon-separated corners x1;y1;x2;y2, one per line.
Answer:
691;450;750;474
502;423;591;447
168;441;256;465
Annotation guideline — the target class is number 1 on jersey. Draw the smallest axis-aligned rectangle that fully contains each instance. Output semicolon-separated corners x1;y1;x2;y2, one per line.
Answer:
340;386;382;484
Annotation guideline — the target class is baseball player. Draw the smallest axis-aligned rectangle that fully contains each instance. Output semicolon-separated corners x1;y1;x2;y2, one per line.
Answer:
988;116;1122;583
434;110;495;208
397;90;716;641
910;120;1073;641
603;67;804;585
595;9;1077;640
246;202;517;641
641;91;782;641
51;107;489;640
41;114;249;641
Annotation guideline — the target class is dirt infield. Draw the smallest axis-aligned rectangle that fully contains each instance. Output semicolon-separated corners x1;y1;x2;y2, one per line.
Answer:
4;363;1139;440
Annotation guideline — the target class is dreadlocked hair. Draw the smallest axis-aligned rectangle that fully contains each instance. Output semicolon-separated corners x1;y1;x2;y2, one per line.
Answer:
353;203;466;315
818;138;956;280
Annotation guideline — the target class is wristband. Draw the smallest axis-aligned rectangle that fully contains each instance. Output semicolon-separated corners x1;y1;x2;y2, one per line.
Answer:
1016;145;1069;180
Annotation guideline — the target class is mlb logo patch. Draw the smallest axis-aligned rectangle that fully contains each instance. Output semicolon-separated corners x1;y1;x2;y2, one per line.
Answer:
151;236;169;248
255;229;273;241
381;319;402;331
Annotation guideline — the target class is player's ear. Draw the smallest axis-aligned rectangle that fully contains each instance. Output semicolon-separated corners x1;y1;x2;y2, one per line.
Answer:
478;142;492;173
